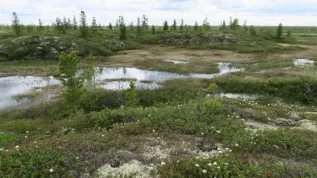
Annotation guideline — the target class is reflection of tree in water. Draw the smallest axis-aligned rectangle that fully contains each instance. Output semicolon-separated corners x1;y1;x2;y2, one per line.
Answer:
123;67;127;74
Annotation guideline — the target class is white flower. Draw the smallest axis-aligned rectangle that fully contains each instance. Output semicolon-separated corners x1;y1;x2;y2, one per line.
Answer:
201;132;204;135
213;162;217;165
208;163;212;166
25;136;28;139
102;135;105;137
195;164;199;167
216;130;221;134
225;163;229;165
36;146;38;148
0;148;4;151
34;141;37;144
26;131;29;134
202;170;207;174
225;148;229;150
15;145;19;149
49;168;54;173
152;130;156;133
235;143;239;147
161;162;166;166
217;166;221;169
229;149;232;152
177;160;180;163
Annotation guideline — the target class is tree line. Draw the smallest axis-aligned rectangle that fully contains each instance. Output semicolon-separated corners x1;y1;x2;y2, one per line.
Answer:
10;11;287;40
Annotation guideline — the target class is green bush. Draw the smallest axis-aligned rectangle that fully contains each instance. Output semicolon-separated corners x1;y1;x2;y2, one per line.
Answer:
208;83;219;93
0;133;21;147
202;98;223;116
124;82;140;107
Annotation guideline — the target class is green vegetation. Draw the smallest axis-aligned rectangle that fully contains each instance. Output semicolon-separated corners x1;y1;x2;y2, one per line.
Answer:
1;11;317;178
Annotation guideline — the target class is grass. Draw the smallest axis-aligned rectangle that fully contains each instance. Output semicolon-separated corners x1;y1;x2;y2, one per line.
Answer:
2;25;317;177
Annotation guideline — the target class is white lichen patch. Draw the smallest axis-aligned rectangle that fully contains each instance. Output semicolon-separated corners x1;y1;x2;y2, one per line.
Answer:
97;160;155;178
294;120;317;132
245;120;278;131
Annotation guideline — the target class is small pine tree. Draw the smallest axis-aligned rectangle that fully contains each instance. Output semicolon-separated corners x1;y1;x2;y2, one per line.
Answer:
119;16;127;40
108;23;113;30
92;17;97;28
276;23;283;40
137;17;142;35
180;19;184;32
172;19;177;31
58;51;84;113
202;17;210;31
79;11;89;38
73;15;78;30
63;17;68;30
141;14;149;31
12;12;21;37
243;20;248;32
163;20;169;32
220;21;226;31
38;19;44;32
193;21;199;31
151;25;155;34
124;81;140;107
82;53;96;87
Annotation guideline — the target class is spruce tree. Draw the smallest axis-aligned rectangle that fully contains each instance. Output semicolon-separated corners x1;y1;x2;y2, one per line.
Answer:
194;21;199;32
141;15;148;31
108;23;113;30
92;17;97;28
119;16;127;40
180;19;184;32
243;20;248;32
12;12;21;37
151;25;155;34
203;17;210;31
172;19;177;31
163;20;169;32
73;15;78;30
220;21;226;31
38;19;43;32
79;11;89;38
129;22;135;32
137;17;142;35
276;23;283;40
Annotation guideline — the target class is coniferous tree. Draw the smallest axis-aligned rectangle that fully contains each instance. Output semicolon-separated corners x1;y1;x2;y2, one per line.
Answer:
73;15;78;30
172;19;177;31
193;21;199;31
180;19;184;32
220;21;227;31
203;17;210;31
79;11;89;38
137;17;142;35
163;20;169;32
63;17;68;30
276;23;283;40
243;20;248;32
119;16;127;40
141;15;149;31
38;19;44;32
108;23;113;30
98;23;102;30
55;17;62;33
92;17;97;28
12;12;21;37
151;25;155;34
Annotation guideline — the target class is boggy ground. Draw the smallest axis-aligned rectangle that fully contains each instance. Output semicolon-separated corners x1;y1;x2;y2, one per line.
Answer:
1;40;317;177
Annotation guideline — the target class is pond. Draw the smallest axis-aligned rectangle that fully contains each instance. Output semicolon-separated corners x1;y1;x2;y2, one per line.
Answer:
164;60;189;64
0;63;242;111
212;93;260;100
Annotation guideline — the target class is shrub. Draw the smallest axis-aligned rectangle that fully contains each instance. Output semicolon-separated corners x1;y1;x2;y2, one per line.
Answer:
124;82;140;107
208;83;219;93
202;98;223;116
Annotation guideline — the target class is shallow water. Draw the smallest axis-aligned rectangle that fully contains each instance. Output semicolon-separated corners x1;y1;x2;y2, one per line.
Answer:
294;59;314;67
0;76;59;111
164;60;189;64
0;63;242;111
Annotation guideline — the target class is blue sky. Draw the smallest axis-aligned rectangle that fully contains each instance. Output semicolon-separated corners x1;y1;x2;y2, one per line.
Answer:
0;0;317;26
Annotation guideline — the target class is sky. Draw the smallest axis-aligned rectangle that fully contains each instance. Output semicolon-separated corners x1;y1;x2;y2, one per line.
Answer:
0;0;317;26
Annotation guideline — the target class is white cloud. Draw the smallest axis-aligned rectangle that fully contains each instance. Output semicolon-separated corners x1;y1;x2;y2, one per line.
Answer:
0;0;317;26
